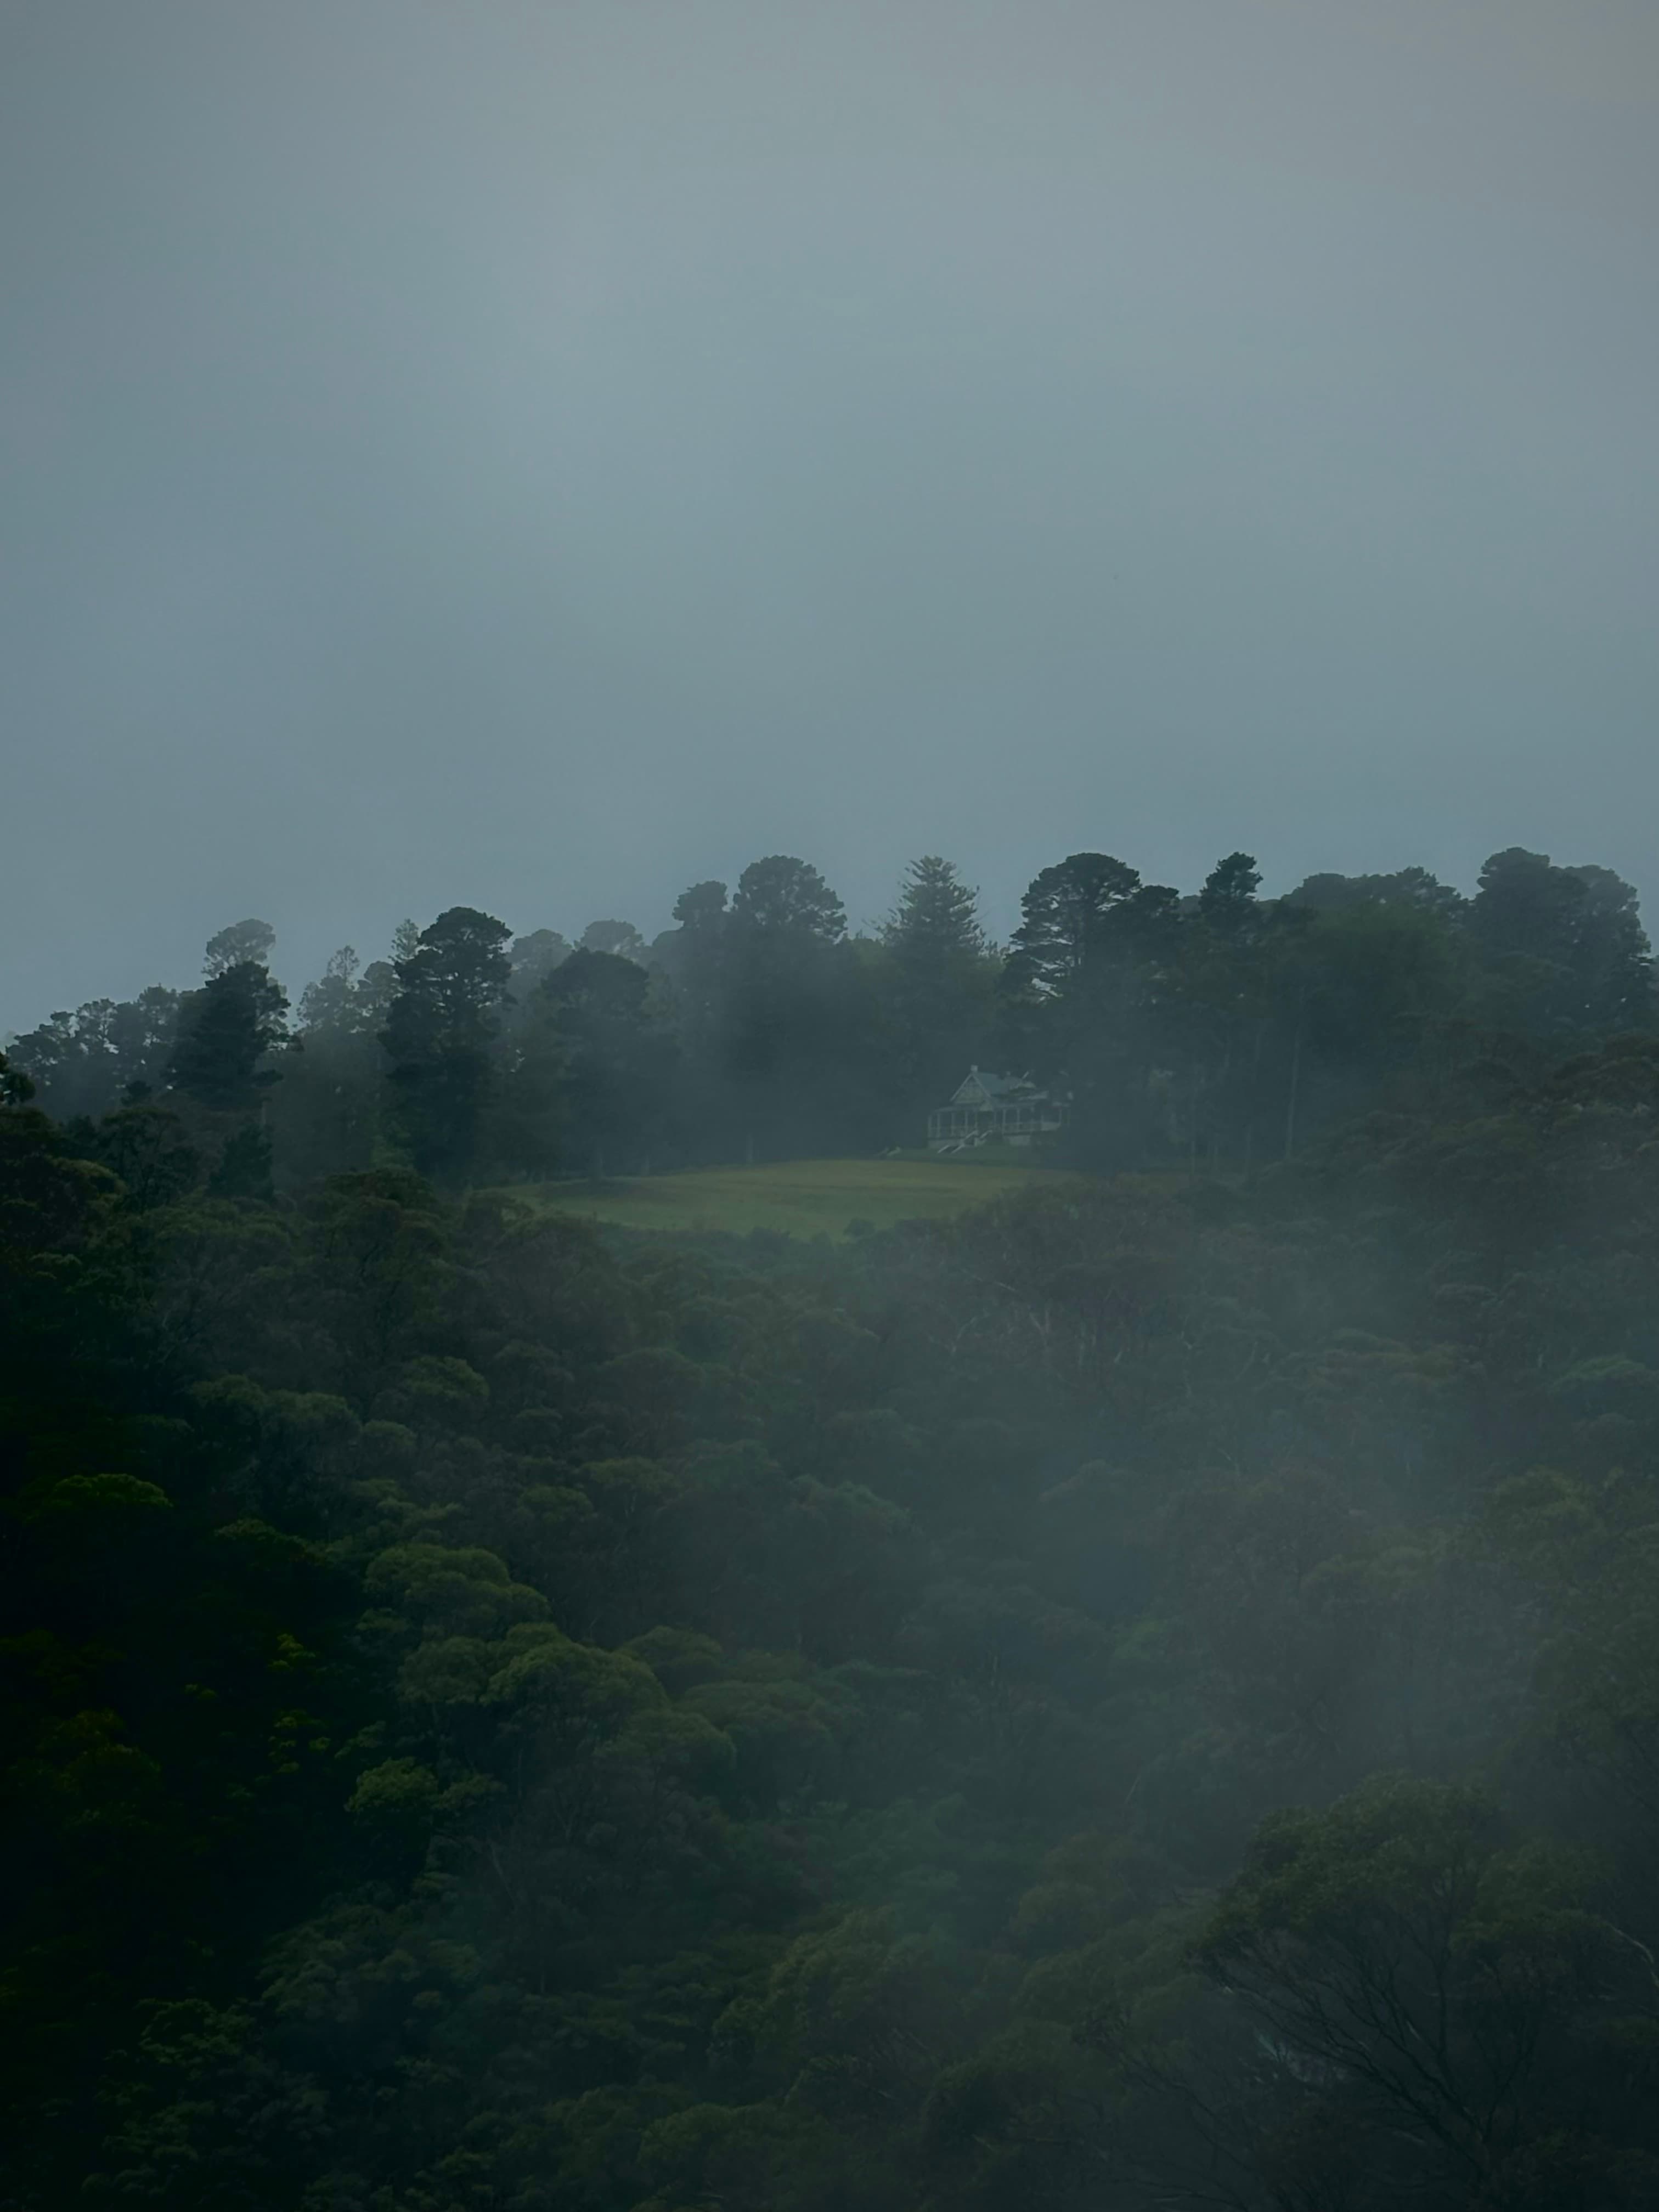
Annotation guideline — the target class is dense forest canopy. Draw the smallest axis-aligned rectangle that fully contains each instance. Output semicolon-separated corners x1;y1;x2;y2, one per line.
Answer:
5;837;1659;2209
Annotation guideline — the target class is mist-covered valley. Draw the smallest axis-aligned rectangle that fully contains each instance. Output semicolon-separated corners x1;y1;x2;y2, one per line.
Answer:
8;3;1659;2203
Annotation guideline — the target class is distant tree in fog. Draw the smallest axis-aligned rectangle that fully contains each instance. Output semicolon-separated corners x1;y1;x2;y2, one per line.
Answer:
651;880;729;986
672;879;729;935
8;986;183;1119
1469;847;1655;1036
203;917;276;978
580;918;648;964
730;855;846;943
509;929;572;990
1288;863;1465;921
1197;850;1263;938
168;962;289;1111
722;857;881;1154
297;946;363;1032
537;947;676;1173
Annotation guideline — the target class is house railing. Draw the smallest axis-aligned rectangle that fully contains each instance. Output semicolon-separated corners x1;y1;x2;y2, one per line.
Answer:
926;1101;1068;1145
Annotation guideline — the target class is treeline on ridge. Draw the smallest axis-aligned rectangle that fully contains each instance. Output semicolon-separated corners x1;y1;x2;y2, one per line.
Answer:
9;840;1654;1197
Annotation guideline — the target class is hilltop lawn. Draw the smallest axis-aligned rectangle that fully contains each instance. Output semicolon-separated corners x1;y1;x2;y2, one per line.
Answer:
518;1154;1062;1241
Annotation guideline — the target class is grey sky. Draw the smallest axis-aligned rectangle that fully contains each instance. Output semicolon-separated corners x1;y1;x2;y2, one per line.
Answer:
4;0;1657;1022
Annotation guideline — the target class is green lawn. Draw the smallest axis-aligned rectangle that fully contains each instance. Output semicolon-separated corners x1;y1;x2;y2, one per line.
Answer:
520;1155;1060;1242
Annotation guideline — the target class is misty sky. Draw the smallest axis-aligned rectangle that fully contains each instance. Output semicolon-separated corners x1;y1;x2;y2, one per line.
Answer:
4;0;1657;1021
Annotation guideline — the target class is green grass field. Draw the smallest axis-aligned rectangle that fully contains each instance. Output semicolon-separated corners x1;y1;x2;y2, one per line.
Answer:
522;1155;1060;1242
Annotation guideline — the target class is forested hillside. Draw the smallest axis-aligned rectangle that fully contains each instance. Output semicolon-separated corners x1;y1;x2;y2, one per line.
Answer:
9;842;1653;1187
5;842;1659;2209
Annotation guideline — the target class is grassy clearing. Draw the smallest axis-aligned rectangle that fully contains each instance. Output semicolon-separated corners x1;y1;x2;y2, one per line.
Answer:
520;1155;1063;1242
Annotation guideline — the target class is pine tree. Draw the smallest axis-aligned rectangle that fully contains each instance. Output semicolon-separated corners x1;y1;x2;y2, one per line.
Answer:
1005;853;1143;998
881;858;997;1128
1198;851;1262;938
381;907;513;1179
168;963;289;1111
882;856;987;972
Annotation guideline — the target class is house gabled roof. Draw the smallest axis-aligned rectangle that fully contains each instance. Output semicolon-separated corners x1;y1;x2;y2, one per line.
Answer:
952;1066;1041;1105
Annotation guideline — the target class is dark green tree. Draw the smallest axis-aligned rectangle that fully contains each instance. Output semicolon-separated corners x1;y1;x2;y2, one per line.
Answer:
1565;862;1655;1031
880;857;998;1124
167;962;290;1113
10;988;183;1121
1289;863;1465;921
1003;854;1181;1165
535;947;678;1173
1196;849;1262;937
1003;852;1142;998
730;855;846;943
1470;848;1655;1037
579;918;649;964
722;859;877;1155
382;907;513;1180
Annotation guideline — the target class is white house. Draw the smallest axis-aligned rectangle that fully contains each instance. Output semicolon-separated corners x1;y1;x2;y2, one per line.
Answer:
927;1067;1067;1150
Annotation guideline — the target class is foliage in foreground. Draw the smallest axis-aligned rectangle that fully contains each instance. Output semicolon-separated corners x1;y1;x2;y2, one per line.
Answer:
6;1028;1659;2208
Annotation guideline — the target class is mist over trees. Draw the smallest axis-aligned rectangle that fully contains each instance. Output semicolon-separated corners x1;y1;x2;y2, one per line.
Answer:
10;841;1654;1189
6;838;1659;2209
